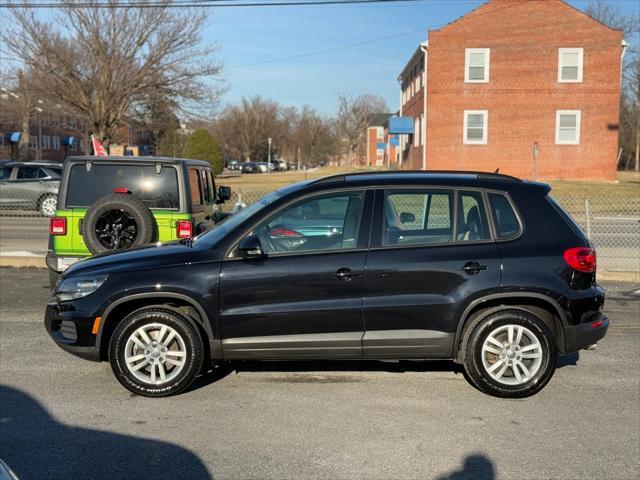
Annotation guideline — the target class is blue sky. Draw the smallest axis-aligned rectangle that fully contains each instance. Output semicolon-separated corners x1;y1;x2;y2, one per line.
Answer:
208;0;639;114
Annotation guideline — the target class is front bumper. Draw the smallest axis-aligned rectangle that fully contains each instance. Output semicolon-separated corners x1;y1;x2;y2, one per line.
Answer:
44;301;102;362
564;313;609;353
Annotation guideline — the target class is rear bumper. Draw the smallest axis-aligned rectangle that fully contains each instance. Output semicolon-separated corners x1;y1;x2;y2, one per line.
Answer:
46;252;86;274
564;313;609;353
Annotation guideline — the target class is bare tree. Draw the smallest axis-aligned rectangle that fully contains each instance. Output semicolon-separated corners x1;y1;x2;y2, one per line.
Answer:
336;93;389;169
2;0;222;146
294;106;339;167
585;0;640;171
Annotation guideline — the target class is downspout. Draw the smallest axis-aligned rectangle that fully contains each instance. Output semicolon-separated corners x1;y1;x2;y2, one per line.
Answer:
420;41;429;171
397;76;404;166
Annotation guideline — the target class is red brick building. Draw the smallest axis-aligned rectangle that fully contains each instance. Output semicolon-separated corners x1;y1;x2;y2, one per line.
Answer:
398;0;625;180
365;113;400;167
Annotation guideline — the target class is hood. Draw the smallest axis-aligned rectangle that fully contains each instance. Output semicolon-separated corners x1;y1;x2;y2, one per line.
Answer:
63;241;217;278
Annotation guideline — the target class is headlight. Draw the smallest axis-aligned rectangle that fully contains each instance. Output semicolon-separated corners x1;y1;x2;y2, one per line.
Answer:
56;276;108;302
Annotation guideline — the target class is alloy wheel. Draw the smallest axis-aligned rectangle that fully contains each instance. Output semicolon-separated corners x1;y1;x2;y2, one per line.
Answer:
124;323;187;385
481;324;544;386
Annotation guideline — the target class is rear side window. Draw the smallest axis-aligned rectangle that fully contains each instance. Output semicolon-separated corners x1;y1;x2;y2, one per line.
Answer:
0;167;11;180
489;193;520;238
457;191;490;241
17;167;40;179
383;190;454;246
66;164;179;209
189;168;203;206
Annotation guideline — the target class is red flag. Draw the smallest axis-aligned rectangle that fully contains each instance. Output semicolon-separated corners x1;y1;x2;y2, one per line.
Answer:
91;135;108;156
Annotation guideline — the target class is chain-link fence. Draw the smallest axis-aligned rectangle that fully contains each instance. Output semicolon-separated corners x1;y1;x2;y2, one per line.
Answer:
1;181;639;274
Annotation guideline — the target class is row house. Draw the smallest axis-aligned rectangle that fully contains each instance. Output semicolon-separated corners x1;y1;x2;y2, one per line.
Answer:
396;0;625;180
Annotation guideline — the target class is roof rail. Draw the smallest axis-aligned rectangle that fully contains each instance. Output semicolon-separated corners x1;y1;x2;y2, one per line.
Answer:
312;170;521;184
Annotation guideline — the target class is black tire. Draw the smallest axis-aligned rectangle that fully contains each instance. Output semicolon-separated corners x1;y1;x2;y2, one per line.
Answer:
82;194;155;254
48;269;60;290
463;309;557;398
109;307;204;397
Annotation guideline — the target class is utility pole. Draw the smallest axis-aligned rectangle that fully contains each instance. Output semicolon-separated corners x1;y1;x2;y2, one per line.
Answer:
37;107;43;161
267;137;272;173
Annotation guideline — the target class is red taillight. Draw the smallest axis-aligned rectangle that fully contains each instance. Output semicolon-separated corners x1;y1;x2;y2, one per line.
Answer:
591;320;604;328
177;220;193;239
50;217;66;235
113;187;130;194
563;247;597;273
270;227;302;237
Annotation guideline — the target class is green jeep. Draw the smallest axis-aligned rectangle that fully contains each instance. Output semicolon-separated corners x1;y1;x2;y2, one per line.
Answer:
46;156;231;287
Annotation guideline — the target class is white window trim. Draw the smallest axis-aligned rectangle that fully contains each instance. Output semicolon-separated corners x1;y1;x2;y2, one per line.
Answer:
464;48;490;83
556;110;581;145
558;48;584;83
463;110;488;145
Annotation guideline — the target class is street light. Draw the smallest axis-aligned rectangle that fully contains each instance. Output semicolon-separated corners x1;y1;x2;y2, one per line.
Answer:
267;137;272;174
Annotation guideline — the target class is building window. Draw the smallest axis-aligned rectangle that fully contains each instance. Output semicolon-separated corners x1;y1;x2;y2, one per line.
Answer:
377;127;384;139
52;136;60;150
465;48;490;83
463;110;488;145
29;136;38;149
558;48;583;83
556;110;581;145
41;135;50;150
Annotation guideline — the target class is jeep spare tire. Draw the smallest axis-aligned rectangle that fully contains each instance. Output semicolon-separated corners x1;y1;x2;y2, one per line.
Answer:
82;193;155;254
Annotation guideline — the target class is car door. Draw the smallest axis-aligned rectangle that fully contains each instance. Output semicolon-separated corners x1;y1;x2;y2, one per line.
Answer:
0;165;15;206
219;189;373;359
362;187;501;358
10;166;42;208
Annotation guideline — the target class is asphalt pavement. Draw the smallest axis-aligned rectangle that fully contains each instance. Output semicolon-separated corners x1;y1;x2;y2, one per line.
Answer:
0;268;639;479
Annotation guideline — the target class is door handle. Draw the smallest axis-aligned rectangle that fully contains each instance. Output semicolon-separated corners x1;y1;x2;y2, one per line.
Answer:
461;261;487;275
332;268;359;281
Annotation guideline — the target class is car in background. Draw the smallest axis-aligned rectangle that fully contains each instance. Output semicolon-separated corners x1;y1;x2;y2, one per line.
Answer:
46;156;231;287
0;161;63;216
241;162;268;174
226;160;242;171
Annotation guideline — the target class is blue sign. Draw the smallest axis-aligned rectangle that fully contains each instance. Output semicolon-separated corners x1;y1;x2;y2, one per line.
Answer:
7;132;21;142
388;117;413;134
376;143;387;150
390;137;400;147
63;136;77;146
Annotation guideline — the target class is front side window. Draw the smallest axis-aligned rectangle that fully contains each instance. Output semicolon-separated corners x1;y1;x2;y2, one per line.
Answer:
464;110;488;145
0;167;12;180
489;193;520;238
383;190;454;247
465;48;490;83
66;164;179;209
456;191;490;241
252;191;364;255
558;48;583;83
556;110;581;145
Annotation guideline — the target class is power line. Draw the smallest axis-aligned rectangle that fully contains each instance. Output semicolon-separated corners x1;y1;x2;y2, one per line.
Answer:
0;0;464;8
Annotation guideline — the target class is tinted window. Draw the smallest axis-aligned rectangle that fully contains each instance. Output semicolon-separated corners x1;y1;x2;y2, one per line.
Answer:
42;167;62;179
66;164;179;209
489;193;520;238
17;167;39;179
0;167;11;180
253;191;364;254
189;169;202;206
206;170;215;203
456;191;490;241
383;190;454;246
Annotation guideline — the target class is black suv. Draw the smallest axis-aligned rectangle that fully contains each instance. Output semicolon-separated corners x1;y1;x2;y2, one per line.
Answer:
45;172;607;398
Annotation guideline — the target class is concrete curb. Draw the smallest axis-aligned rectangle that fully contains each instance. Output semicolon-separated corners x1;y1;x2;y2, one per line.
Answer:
0;255;637;283
0;256;46;268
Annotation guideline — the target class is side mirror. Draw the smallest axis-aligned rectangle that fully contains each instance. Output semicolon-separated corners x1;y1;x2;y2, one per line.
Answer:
217;185;231;203
238;235;265;259
400;212;416;224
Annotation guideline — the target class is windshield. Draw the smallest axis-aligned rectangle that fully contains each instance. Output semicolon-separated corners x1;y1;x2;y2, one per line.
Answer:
193;190;283;247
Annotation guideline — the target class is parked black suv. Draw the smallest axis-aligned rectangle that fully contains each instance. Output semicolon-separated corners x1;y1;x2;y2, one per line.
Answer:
45;172;608;398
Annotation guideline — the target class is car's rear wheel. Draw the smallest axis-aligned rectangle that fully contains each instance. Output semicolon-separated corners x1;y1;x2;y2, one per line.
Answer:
39;194;57;217
463;309;557;398
109;307;204;397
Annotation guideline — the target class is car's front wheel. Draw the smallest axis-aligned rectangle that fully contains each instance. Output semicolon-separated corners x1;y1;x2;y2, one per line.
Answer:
109;307;204;397
463;309;557;398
